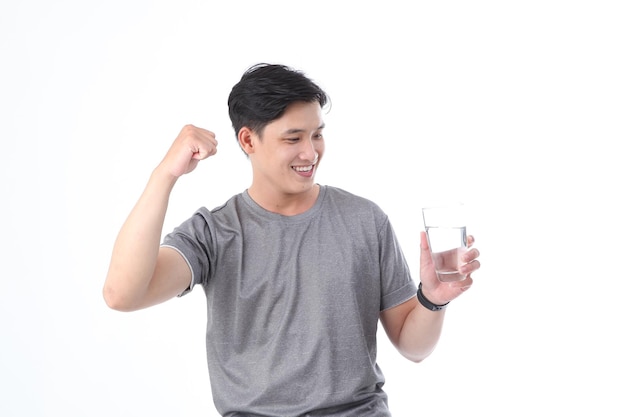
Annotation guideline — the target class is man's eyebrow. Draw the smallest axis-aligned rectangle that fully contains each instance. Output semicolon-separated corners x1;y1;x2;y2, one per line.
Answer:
282;124;326;135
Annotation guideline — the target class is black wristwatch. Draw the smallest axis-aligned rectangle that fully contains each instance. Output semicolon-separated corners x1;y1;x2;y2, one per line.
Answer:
417;283;450;311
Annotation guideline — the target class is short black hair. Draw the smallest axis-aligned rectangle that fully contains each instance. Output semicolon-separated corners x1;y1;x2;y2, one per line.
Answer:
227;63;329;142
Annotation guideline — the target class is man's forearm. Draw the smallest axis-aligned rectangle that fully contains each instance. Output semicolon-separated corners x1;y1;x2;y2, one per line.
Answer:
103;167;177;310
396;305;446;363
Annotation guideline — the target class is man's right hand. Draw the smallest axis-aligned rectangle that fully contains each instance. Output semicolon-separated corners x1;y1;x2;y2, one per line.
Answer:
159;124;218;178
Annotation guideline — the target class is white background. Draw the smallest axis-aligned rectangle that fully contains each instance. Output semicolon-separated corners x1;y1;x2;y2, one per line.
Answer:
1;1;625;416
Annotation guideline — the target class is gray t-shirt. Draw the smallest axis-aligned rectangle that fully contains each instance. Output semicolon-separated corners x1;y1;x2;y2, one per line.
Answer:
162;185;417;416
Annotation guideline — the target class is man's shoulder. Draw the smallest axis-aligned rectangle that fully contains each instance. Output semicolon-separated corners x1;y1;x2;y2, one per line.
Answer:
323;185;383;211
208;192;245;213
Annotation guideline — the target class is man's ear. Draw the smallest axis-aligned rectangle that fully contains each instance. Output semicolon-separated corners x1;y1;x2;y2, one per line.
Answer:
238;127;255;155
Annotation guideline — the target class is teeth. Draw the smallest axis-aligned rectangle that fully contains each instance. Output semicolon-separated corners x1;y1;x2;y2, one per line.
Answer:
293;165;313;172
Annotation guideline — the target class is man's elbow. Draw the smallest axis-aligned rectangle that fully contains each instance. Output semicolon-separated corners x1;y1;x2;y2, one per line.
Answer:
399;346;434;364
102;283;137;312
404;354;426;364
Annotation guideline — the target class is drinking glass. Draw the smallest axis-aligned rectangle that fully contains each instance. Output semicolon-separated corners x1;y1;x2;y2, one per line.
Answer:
422;204;468;282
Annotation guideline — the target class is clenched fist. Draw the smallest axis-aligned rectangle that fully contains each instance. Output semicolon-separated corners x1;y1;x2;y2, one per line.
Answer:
159;124;218;178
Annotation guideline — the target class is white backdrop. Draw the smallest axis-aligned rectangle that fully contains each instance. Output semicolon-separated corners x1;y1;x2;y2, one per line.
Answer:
1;1;625;416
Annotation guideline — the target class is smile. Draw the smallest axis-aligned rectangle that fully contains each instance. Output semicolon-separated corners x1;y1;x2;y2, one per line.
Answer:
292;165;314;172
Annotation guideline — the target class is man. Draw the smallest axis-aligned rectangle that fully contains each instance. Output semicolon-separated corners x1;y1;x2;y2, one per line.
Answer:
103;63;481;416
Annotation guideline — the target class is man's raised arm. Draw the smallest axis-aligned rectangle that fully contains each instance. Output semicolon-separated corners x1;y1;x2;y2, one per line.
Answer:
103;125;217;311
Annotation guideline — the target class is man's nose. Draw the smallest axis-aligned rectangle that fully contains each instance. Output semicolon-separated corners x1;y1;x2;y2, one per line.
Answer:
300;138;317;161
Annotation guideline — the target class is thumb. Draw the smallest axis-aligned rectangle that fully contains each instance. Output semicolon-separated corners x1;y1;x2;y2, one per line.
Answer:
420;231;430;253
190;144;216;161
420;231;435;270
191;148;208;160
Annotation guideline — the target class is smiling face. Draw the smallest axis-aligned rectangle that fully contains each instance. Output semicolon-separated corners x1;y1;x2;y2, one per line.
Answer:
239;101;325;214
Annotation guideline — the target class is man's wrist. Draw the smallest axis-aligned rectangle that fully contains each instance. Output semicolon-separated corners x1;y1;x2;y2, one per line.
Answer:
417;283;449;311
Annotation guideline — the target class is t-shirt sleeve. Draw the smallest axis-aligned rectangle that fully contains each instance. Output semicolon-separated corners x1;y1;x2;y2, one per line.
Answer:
161;210;215;297
378;218;417;311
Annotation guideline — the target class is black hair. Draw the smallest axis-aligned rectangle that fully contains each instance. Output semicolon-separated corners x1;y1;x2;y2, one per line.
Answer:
227;63;330;143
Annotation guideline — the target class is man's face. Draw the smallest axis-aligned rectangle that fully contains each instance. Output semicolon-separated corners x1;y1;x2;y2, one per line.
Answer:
249;101;325;197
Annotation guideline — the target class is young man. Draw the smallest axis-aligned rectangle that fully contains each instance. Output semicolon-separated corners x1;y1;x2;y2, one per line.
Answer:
103;63;481;416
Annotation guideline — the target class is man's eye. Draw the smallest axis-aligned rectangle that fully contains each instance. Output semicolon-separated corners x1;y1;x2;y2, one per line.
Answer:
286;138;299;142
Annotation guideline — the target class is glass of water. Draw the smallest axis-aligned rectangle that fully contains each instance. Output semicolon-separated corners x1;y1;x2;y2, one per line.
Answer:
422;203;468;282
